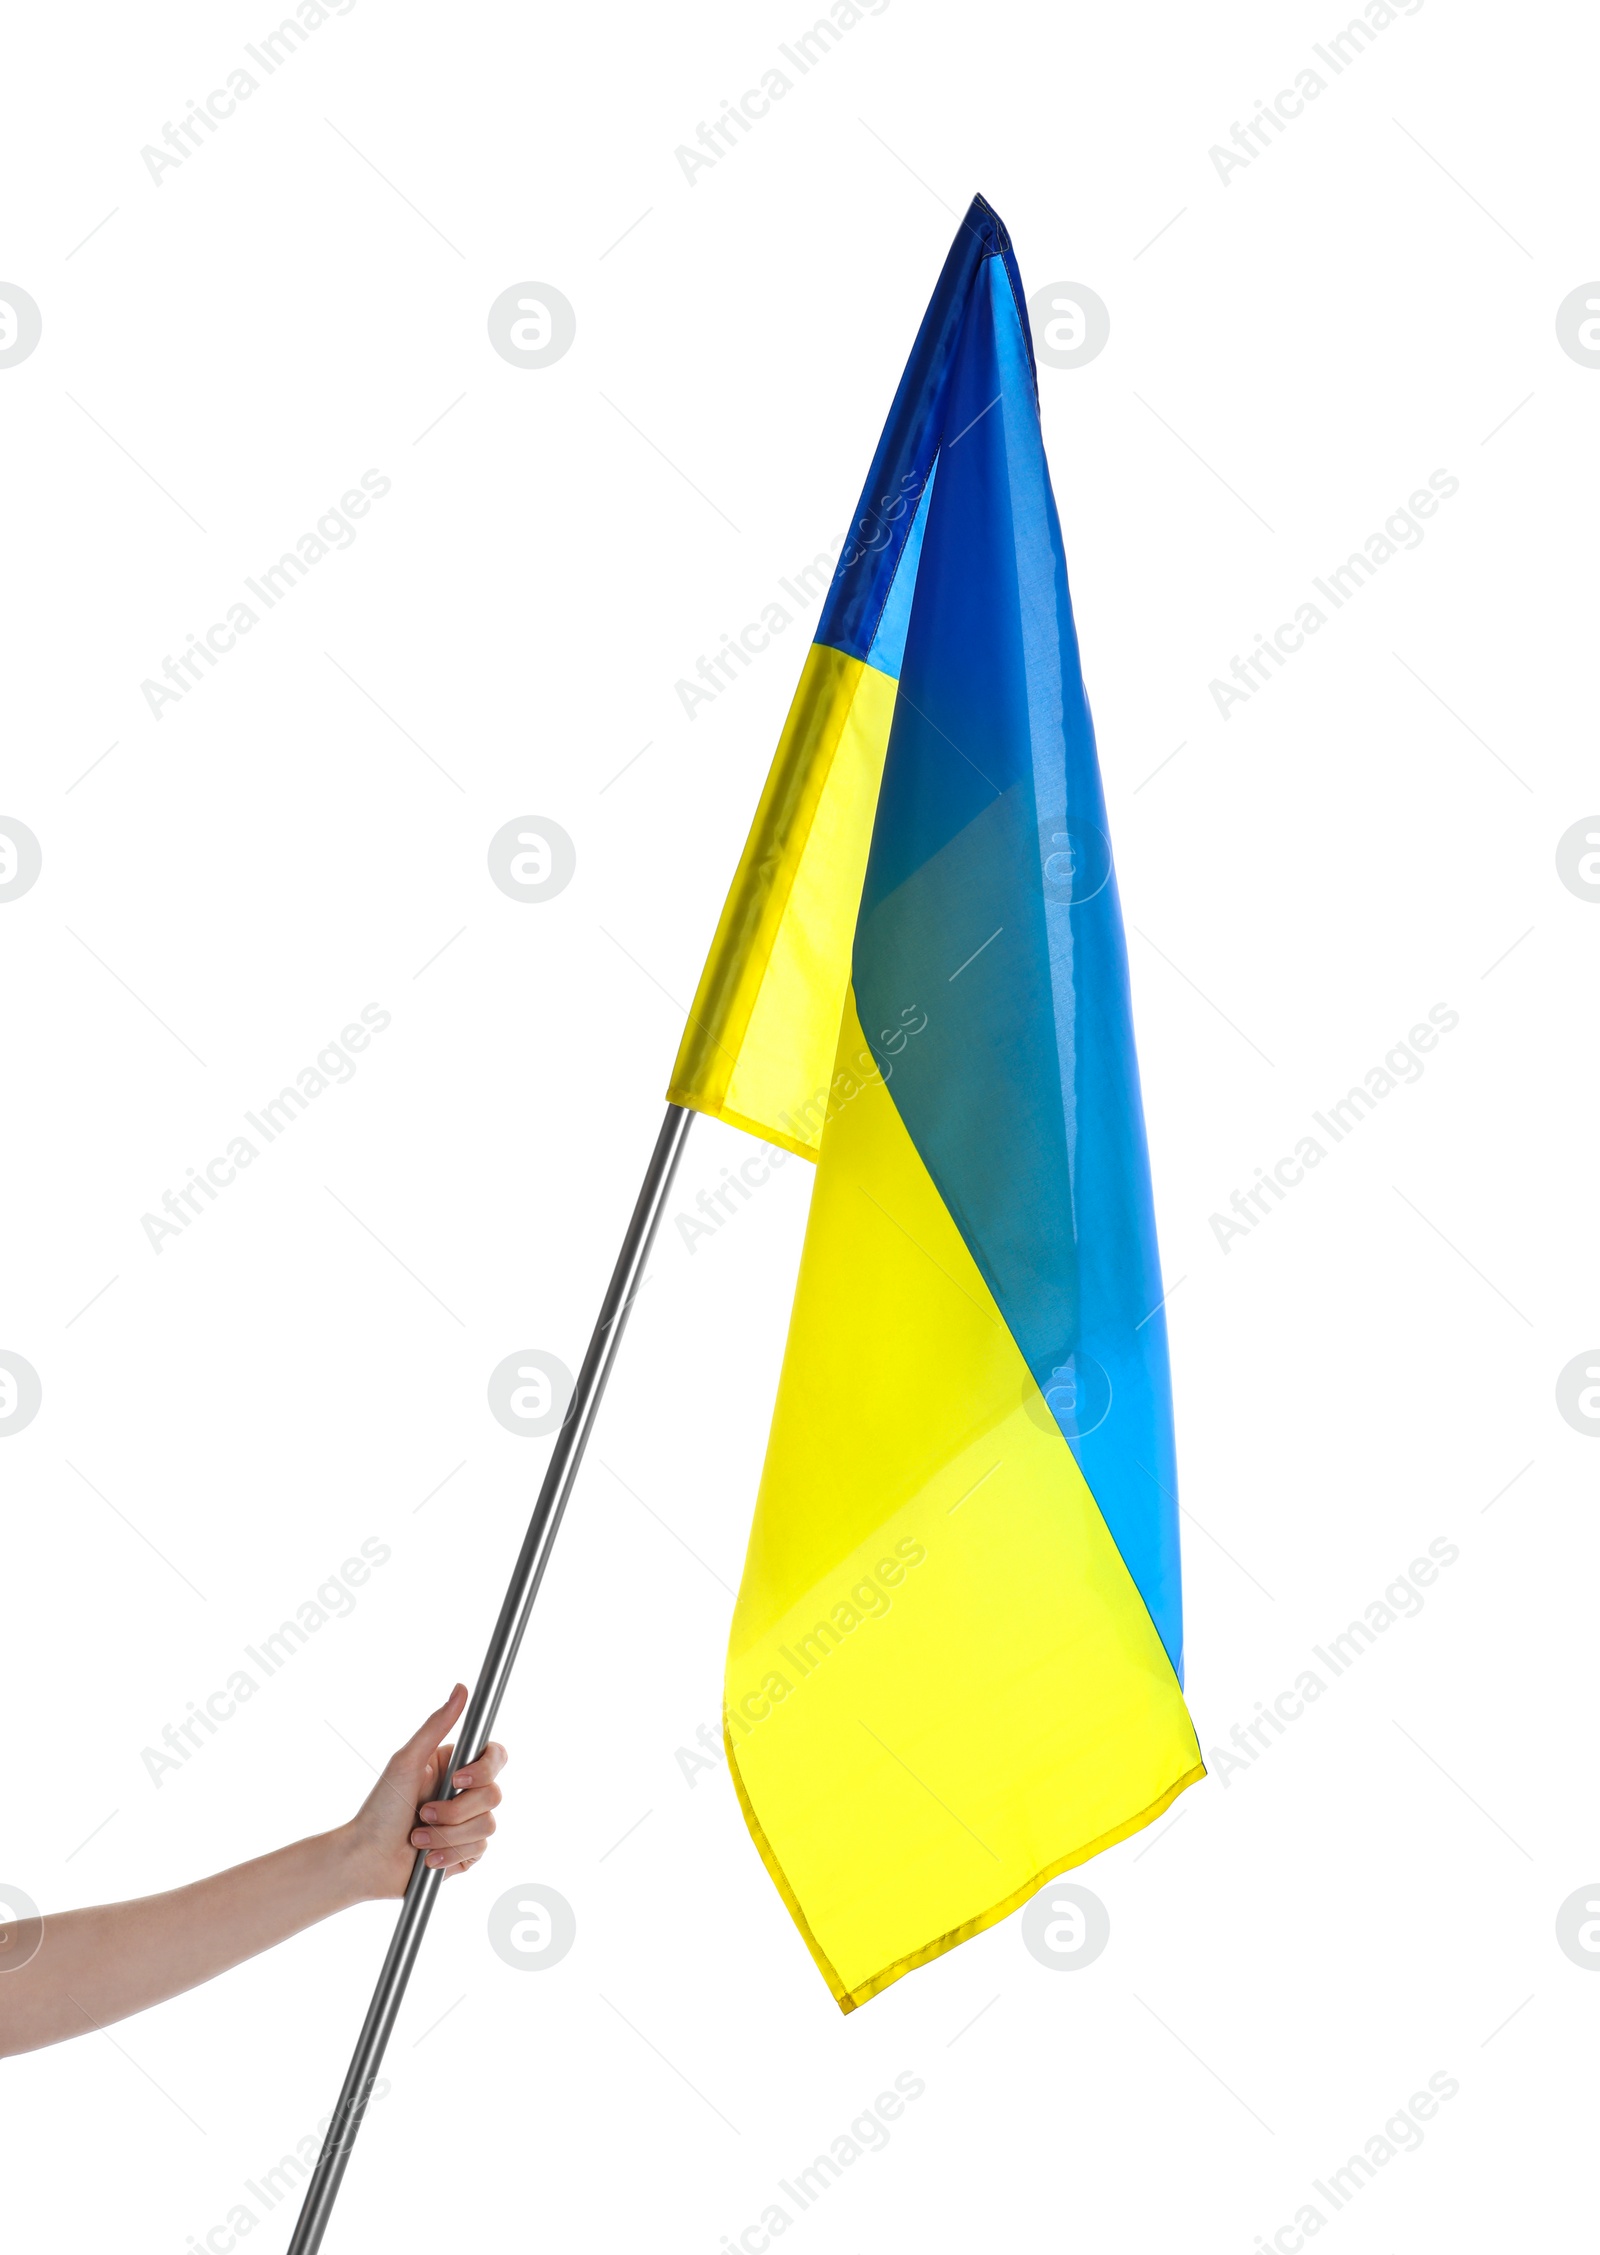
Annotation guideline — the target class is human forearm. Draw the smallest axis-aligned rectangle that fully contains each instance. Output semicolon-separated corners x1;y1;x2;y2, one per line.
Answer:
0;1826;365;2059
0;1685;506;2061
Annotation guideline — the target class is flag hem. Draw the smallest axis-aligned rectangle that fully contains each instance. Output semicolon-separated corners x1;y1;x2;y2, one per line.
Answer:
661;1088;821;1166
723;1720;1206;2014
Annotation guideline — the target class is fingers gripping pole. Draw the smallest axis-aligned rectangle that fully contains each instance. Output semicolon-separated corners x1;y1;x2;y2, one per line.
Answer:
287;1104;694;2252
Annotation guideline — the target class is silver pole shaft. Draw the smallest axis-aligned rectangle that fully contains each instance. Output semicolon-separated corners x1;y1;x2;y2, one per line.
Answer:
287;1102;693;2252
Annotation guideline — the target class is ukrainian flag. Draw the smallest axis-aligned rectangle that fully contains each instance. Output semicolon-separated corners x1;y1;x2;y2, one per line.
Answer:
669;196;1202;2011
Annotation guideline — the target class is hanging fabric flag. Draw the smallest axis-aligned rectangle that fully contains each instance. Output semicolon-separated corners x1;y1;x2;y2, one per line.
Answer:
668;194;1203;2012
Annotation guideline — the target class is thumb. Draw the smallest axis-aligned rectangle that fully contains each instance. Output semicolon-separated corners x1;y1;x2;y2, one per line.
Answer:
402;1683;468;1762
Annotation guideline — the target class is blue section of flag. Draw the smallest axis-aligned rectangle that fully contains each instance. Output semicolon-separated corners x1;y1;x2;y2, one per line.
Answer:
850;245;1183;1676
862;461;936;681
816;198;1032;670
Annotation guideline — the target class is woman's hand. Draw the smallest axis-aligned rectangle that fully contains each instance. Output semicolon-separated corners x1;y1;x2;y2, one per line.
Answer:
342;1685;509;1900
1;1684;513;2058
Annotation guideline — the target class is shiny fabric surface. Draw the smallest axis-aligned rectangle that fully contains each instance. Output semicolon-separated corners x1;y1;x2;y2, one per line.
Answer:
668;196;1199;2008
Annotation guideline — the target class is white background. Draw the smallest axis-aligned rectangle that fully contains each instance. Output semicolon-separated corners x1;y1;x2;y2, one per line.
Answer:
2;0;1596;2247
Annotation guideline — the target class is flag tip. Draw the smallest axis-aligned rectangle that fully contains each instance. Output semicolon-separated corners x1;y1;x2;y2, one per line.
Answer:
961;193;1011;254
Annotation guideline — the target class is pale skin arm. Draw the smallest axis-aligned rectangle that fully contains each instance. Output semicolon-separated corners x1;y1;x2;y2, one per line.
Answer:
0;1685;507;2060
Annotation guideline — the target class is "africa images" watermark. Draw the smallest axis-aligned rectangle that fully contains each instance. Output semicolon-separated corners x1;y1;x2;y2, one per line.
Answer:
715;2071;927;2250
1209;1003;1458;1253
1207;0;1427;187
1207;1535;1460;1788
140;470;392;721
674;1;892;187
1208;471;1459;720
139;0;360;187
674;541;841;721
141;1536;392;1786
1253;2068;1459;2248
140;1004;391;1252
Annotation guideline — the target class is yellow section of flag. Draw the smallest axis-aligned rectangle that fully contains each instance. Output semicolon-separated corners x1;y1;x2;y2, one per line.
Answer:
723;992;1204;2010
667;643;897;1160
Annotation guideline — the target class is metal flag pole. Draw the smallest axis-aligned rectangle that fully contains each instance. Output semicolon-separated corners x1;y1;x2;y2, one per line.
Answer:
287;1102;693;2253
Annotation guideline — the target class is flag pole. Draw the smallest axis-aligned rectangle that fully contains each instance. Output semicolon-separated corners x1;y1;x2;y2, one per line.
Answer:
287;1102;694;2253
